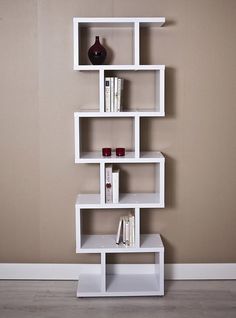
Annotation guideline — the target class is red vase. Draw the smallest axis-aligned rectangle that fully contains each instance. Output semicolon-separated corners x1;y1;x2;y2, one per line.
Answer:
88;36;107;65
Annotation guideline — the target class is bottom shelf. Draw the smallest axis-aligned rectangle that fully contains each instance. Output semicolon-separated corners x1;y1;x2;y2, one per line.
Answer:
77;273;163;297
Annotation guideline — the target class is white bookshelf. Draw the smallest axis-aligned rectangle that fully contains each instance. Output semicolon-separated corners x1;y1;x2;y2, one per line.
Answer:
74;17;165;297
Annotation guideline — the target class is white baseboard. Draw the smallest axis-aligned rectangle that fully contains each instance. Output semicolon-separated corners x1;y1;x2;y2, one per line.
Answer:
0;263;235;280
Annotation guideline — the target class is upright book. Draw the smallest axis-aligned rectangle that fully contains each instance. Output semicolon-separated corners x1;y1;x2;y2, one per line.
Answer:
105;77;111;112
105;165;113;203
112;169;119;203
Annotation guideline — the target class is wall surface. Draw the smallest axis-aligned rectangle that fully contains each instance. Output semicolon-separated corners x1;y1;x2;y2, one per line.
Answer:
0;0;236;264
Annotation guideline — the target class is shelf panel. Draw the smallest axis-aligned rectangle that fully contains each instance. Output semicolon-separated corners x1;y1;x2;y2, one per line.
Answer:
76;151;164;163
77;234;163;253
75;64;165;71
76;193;164;208
74;111;165;117
74;17;165;26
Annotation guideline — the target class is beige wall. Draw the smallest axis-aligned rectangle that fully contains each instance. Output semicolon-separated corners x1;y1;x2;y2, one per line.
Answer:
0;0;236;264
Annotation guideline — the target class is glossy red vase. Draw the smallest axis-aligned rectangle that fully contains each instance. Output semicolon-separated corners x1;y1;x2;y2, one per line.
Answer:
88;36;107;65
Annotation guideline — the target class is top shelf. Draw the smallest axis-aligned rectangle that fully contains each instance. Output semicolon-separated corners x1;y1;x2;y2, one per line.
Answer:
73;17;165;27
73;17;166;69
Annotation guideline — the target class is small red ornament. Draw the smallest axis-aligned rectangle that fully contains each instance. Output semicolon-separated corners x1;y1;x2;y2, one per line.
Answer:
116;148;125;156
102;147;111;156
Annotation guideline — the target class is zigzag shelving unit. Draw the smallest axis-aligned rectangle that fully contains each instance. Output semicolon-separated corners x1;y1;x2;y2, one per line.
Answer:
73;17;165;297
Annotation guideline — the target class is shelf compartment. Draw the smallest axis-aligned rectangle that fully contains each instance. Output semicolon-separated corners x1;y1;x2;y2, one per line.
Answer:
105;251;164;296
104;68;164;114
104;162;164;206
74;116;135;162
77;234;163;253
76;208;140;251
77;248;164;297
73;17;165;69
106;273;162;296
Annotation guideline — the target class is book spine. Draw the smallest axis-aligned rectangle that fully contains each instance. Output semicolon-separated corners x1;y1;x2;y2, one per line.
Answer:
112;169;119;204
110;77;114;112
116;216;123;245
114;77;118;112
122;216;126;244
105;165;113;203
117;78;121;112
105;77;111;112
125;216;130;246
129;215;135;246
118;78;124;112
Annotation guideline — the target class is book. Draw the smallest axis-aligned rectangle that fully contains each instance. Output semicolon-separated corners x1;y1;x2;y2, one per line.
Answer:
115;214;135;246
105;77;111;112
129;214;135;246
105;165;113;203
110;77;114;112
122;216;126;244
116;216;123;245
117;78;123;112
124;216;130;246
112;169;119;204
114;77;118;112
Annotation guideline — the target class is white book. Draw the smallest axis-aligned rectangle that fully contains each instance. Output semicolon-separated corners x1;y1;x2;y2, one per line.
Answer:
112;169;119;204
129;214;135;246
117;78;124;112
110;77;114;112
116;216;123;245
105;165;113;203
114;77;118;112
122;216;126;244
125;216;130;246
105;77;111;112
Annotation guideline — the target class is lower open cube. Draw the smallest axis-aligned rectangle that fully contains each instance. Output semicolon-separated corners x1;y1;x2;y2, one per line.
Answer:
77;249;164;297
105;251;164;296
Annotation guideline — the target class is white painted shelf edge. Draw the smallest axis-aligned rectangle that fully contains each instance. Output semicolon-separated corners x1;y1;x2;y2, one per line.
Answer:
73;17;165;25
75;151;165;163
74;111;165;117
76;193;164;208
74;64;165;71
77;234;164;253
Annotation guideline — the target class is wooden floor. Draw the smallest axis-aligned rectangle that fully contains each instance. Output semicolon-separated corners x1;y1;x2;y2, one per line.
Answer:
0;280;235;318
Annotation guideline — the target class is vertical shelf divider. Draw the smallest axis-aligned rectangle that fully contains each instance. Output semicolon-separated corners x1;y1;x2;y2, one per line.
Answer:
99;69;105;112
135;207;140;248
134;115;140;158
100;162;105;204
155;251;164;295
101;252;106;292
134;22;140;66
73;18;79;69
159;160;165;207
75;206;81;251
74;114;80;161
159;68;165;115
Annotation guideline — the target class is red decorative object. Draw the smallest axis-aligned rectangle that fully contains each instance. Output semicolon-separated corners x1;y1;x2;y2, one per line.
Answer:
116;148;125;156
88;36;107;65
102;147;111;156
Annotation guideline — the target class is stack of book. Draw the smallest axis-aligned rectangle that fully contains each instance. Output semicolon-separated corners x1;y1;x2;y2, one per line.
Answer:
105;165;119;204
116;214;135;247
105;77;124;112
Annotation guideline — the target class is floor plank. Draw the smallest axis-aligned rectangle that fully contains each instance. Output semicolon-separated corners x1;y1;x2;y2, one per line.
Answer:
0;280;235;318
